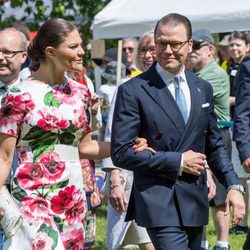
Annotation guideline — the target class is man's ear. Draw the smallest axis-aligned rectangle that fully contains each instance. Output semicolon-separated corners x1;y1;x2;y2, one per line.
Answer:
188;39;193;53
21;51;27;64
45;46;55;59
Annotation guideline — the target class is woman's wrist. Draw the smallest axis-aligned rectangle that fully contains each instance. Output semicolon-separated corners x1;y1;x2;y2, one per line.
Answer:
109;174;125;190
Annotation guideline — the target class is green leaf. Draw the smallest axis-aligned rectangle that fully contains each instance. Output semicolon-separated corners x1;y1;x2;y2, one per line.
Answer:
53;215;64;233
29;133;58;149
52;179;69;190
23;126;50;140
44;92;61;108
33;144;56;162
29;134;57;161
38;224;58;250
61;123;78;133
9;86;21;93
12;186;27;202
58;132;75;145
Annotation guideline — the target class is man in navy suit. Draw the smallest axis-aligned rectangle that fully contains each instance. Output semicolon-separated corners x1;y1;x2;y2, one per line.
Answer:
111;13;245;250
233;56;250;250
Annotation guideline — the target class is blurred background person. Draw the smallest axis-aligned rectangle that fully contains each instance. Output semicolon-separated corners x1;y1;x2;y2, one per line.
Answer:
189;29;231;250
216;34;230;71
227;31;250;235
233;40;250;250
103;31;156;250
122;37;142;77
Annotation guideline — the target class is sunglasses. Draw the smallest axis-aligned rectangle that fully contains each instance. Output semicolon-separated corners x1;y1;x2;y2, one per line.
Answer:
122;47;135;53
192;42;209;51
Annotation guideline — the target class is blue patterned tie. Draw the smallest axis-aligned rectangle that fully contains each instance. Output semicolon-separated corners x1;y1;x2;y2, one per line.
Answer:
175;76;188;123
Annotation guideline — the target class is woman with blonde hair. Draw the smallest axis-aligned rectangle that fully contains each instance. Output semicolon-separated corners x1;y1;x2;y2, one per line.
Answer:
103;31;156;250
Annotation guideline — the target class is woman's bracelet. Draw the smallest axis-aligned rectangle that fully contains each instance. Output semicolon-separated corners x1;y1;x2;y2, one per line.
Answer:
109;175;125;190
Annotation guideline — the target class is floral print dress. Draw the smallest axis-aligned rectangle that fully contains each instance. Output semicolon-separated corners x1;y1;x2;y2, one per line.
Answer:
0;78;91;250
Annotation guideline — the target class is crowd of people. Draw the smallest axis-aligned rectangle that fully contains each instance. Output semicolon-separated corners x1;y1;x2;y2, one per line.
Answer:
0;12;249;250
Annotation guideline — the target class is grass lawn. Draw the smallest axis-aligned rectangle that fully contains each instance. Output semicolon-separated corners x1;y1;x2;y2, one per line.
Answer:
94;204;247;250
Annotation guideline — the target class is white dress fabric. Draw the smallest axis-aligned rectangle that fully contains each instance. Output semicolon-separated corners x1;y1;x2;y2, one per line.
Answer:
0;78;91;250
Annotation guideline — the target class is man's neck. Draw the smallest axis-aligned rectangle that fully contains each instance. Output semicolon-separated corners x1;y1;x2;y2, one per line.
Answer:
195;58;213;72
0;76;20;86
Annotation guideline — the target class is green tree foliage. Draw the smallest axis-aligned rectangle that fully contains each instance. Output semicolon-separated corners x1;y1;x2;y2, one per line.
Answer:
0;0;111;41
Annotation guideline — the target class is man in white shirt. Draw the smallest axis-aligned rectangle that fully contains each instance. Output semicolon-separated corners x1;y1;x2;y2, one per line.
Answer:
111;13;245;250
0;27;27;249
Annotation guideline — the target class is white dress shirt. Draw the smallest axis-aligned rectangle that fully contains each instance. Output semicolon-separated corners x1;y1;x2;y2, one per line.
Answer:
156;62;191;118
156;63;191;175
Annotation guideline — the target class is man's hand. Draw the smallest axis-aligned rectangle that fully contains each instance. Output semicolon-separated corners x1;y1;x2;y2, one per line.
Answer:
183;150;206;176
225;189;245;226
206;167;216;201
243;158;250;173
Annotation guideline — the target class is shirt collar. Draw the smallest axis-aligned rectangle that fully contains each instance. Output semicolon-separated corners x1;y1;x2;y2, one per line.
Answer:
0;77;21;89
156;62;187;85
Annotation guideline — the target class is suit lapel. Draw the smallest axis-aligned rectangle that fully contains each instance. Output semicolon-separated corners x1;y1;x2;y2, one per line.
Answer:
140;64;185;135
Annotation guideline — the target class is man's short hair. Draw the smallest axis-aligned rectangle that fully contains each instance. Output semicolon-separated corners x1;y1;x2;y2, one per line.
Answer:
154;13;192;40
10;21;30;41
0;28;28;51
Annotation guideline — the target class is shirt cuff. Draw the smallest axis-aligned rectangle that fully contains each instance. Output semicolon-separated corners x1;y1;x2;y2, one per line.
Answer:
178;154;184;176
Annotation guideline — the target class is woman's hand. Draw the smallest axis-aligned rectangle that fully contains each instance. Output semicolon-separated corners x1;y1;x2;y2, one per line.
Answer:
90;93;101;115
0;211;4;229
133;137;156;154
109;186;127;212
109;169;127;212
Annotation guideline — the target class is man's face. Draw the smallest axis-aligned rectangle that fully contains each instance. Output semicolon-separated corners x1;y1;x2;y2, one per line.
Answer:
0;30;27;84
155;23;192;75
122;40;137;68
189;41;212;68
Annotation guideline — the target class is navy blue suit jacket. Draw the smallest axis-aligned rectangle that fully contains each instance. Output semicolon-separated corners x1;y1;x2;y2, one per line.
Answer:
234;58;250;163
111;63;239;228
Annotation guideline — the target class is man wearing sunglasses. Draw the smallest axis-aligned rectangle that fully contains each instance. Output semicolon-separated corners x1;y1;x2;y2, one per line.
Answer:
111;13;245;250
189;29;232;250
0;28;27;250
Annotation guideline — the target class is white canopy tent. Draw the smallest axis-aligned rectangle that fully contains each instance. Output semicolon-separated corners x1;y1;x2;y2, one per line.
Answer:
92;0;250;39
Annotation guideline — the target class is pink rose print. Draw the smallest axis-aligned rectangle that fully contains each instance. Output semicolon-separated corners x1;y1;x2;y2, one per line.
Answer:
37;107;69;131
18;146;33;164
52;80;90;105
39;152;65;181
61;227;84;250
21;196;51;226
16;163;49;189
72;106;89;130
50;186;86;225
31;231;53;250
0;92;35;127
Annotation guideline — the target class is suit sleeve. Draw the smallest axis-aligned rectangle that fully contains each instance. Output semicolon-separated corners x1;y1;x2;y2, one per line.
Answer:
234;62;250;163
111;82;181;181
204;83;240;187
